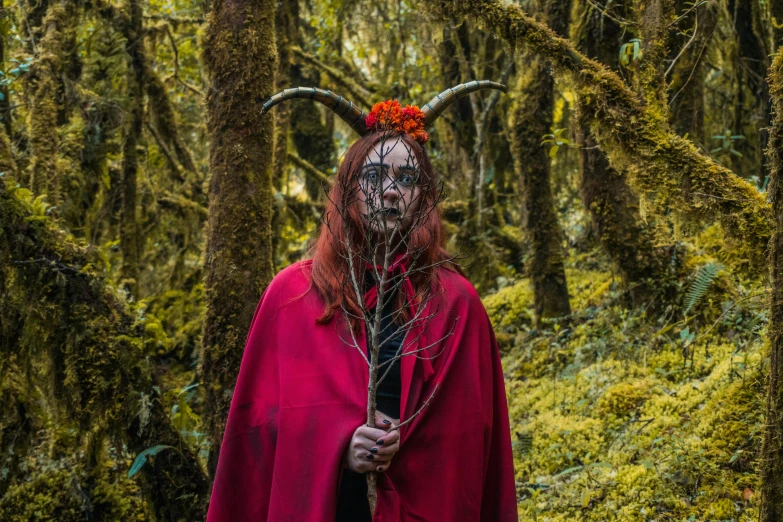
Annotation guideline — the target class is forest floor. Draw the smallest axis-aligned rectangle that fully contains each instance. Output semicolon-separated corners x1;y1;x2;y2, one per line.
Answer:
484;225;765;521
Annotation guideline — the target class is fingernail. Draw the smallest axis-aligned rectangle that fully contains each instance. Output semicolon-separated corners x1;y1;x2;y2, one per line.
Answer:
377;466;385;472
376;439;384;445
366;453;375;460
370;447;378;453
383;420;391;425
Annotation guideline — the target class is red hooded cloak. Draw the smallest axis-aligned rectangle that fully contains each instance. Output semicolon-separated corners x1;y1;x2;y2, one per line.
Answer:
206;259;518;521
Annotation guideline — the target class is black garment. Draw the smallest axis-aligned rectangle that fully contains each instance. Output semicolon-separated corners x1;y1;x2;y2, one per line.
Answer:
335;270;405;521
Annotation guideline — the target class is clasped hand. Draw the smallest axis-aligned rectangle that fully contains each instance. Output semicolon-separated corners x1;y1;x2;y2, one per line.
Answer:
343;411;401;473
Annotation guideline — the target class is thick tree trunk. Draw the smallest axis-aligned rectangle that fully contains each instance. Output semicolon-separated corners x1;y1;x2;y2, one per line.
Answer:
730;0;772;179
762;47;783;522
200;0;277;480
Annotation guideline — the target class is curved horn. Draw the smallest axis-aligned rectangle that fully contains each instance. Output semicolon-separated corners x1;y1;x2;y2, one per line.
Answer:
261;87;368;136
421;81;507;126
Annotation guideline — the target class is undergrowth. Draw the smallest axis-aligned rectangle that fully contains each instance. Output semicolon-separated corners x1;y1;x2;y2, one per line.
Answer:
485;225;766;521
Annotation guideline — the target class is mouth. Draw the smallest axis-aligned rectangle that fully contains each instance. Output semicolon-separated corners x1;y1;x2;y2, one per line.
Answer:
377;207;400;219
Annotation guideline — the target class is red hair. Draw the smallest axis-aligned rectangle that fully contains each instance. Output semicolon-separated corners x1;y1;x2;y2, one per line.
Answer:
307;131;458;328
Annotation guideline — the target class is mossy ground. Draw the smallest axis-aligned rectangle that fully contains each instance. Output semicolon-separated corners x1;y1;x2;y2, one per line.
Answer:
485;228;765;521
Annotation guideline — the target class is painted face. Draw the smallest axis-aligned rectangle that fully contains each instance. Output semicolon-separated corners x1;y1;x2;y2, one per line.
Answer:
356;136;423;238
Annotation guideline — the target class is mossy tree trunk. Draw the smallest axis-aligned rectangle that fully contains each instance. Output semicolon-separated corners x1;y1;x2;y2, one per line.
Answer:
509;0;571;324
762;47;783;522
573;0;670;307
200;0;277;479
730;0;771;178
27;3;63;205
119;0;145;297
423;0;772;272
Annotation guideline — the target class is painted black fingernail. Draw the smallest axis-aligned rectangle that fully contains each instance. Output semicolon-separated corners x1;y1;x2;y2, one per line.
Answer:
376;439;384;445
377;466;385;472
370;447;378;453
366;453;374;460
383;420;391;425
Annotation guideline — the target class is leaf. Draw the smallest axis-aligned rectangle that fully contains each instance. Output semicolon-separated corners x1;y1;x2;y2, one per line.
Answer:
128;445;174;478
684;261;724;315
549;145;559;159
743;488;754;500
582;489;591;508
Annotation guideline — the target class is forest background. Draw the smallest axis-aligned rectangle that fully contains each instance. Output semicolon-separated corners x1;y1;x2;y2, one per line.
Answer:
4;0;783;520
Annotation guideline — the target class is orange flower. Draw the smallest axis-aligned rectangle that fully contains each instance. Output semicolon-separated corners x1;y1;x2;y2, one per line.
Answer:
365;100;429;143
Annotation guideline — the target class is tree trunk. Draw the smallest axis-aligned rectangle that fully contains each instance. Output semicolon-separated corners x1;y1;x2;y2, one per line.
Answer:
27;4;63;205
510;65;571;323
119;0;145;297
761;46;783;522
668;0;718;144
573;0;670;307
200;0;277;480
509;0;571;323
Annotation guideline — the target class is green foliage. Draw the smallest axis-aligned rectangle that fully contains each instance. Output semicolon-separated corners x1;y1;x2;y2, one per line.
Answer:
619;38;642;68
684;261;725;315
540;127;571;159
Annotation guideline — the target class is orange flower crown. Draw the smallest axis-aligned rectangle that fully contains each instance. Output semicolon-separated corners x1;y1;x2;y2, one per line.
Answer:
365;100;429;144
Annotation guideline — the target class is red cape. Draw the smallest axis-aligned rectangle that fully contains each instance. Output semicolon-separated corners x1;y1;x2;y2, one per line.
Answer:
206;260;518;521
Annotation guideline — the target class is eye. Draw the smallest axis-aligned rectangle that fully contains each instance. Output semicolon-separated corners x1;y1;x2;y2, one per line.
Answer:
362;169;380;185
396;173;416;187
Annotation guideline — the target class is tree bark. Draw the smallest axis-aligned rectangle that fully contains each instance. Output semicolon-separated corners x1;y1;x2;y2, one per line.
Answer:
27;4;63;205
668;0;718;144
119;0;145;297
200;0;277;480
510;0;571;324
761;46;783;522
573;0;670;307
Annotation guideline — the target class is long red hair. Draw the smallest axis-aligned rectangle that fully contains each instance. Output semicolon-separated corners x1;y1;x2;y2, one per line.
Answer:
308;130;458;327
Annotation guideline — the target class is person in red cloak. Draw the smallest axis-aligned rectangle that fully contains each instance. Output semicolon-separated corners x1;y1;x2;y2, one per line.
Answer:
206;83;519;522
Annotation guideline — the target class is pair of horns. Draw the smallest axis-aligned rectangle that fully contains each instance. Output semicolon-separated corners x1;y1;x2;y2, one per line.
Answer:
260;80;507;136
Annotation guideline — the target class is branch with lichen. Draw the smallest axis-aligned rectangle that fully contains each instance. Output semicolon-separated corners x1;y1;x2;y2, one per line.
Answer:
292;46;376;108
423;0;772;269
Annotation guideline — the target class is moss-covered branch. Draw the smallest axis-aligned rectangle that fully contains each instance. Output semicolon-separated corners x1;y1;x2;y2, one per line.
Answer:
0;179;209;520
292;45;375;108
288;151;332;185
424;0;772;269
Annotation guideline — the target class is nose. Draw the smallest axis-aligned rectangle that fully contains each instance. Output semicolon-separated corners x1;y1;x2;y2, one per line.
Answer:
382;176;399;206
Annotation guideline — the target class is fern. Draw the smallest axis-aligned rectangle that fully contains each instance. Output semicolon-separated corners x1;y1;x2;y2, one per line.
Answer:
684;262;724;315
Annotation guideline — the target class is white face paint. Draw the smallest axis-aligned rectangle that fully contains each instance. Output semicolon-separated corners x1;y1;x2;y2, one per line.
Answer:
356;136;423;239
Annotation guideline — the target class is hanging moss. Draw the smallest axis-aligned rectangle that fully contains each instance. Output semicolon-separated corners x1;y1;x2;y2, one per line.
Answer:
0;179;208;520
423;0;772;272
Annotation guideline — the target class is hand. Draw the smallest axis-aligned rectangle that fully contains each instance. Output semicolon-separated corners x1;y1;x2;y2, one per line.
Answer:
343;411;401;473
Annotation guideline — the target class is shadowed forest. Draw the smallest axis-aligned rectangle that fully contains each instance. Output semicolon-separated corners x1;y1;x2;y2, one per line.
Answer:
3;0;783;520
